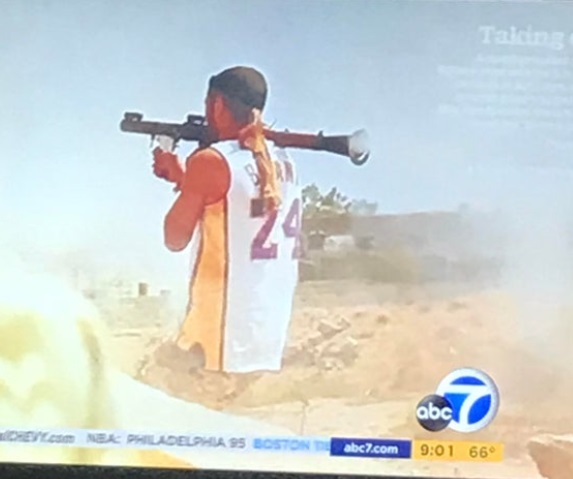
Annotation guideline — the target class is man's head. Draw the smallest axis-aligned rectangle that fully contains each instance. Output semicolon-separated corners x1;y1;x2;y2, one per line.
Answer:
205;66;268;136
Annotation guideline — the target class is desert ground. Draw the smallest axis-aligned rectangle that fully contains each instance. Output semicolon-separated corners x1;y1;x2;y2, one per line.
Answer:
107;280;573;478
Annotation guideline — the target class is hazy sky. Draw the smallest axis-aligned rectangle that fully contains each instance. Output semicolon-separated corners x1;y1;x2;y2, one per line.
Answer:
1;0;573;289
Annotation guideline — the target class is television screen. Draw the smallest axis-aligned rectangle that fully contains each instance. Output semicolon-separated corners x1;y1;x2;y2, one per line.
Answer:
1;1;571;478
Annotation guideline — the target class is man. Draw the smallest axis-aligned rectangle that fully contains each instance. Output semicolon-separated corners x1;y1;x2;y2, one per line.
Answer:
152;66;301;377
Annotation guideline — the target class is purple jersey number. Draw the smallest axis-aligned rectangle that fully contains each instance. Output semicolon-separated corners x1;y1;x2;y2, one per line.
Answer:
251;198;301;260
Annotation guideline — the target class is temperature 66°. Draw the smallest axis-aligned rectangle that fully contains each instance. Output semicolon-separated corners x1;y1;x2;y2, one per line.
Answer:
470;446;493;459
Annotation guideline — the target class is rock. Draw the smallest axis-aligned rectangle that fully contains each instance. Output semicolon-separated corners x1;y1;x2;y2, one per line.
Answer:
352;310;368;320
338;315;352;329
376;313;390;325
317;318;347;339
528;434;573;479
355;330;374;339
283;343;315;367
320;357;344;371
305;331;324;347
321;336;359;366
347;336;358;347
364;388;379;398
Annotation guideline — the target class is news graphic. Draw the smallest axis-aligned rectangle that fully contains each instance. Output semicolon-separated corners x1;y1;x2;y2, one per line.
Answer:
436;368;500;433
330;438;412;459
412;440;504;463
2;1;573;479
416;395;454;432
0;426;510;465
417;369;500;433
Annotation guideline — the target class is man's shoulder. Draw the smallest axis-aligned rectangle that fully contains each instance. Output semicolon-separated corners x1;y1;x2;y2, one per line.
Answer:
182;146;231;202
185;146;226;168
185;147;228;179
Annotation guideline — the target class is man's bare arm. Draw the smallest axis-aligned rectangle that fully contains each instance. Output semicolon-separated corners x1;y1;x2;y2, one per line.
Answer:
163;148;230;252
164;189;204;252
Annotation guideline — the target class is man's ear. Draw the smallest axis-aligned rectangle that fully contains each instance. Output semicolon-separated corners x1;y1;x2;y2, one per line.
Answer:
213;94;226;118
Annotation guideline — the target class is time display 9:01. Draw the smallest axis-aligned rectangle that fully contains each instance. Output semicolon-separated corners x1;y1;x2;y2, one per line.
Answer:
420;443;453;457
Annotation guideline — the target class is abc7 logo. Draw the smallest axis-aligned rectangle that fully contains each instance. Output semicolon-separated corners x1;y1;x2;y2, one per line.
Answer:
416;369;500;433
416;395;454;432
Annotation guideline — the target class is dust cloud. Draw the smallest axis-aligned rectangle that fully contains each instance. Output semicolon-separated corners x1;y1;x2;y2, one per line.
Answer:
469;165;573;375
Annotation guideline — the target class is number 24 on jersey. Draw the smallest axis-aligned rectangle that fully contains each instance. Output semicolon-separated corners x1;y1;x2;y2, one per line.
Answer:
251;198;302;260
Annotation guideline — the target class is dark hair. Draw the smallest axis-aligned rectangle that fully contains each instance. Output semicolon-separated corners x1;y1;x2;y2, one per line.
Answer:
208;66;268;124
215;93;254;125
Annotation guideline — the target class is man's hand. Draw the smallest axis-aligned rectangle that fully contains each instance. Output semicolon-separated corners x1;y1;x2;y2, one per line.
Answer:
152;147;185;187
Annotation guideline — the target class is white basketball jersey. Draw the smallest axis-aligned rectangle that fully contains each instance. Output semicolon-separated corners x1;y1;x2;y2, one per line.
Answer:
180;140;301;373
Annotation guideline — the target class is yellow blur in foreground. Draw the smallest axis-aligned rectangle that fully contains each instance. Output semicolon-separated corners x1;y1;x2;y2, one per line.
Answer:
0;262;193;469
413;440;504;462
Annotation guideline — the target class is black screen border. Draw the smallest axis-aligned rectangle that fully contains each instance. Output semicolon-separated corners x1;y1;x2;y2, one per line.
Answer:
0;463;492;479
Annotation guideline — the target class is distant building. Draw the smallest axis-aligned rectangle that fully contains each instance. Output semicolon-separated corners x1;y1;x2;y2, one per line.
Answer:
82;280;173;328
301;209;506;282
307;231;327;251
323;235;355;252
302;214;351;236
350;212;465;261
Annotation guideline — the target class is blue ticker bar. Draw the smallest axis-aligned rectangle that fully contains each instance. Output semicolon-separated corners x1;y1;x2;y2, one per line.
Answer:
252;437;330;453
330;438;412;459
